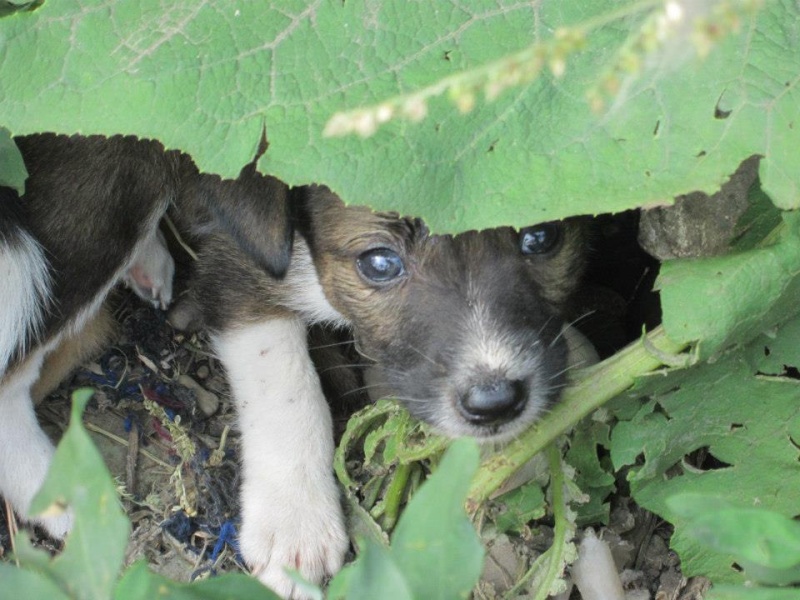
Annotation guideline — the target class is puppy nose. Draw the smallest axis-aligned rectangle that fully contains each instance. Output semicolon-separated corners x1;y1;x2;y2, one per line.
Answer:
459;380;527;425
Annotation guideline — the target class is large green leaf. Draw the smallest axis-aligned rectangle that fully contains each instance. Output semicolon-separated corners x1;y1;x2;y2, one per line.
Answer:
610;316;800;583
658;211;800;357
1;1;797;231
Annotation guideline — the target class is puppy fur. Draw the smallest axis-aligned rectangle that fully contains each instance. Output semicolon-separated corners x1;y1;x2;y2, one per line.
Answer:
0;135;586;599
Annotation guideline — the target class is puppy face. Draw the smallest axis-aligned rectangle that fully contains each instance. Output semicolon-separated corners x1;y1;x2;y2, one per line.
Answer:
300;187;586;441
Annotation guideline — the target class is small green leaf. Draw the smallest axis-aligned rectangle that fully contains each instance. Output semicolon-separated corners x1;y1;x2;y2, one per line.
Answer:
708;585;800;600
22;389;130;600
493;482;546;534
668;495;800;572
0;127;27;192
390;438;484;599
329;539;413;600
0;564;71;599
659;212;800;358
114;561;282;600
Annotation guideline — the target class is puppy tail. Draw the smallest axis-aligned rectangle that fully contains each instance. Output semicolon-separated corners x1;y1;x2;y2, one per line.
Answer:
0;186;52;376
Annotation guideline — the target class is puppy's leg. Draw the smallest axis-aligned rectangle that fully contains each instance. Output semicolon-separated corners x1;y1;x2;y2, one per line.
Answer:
0;347;73;538
31;304;116;405
214;316;348;599
123;228;174;310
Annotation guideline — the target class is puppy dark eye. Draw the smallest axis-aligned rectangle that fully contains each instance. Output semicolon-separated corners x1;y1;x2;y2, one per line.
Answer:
356;248;405;283
519;223;561;255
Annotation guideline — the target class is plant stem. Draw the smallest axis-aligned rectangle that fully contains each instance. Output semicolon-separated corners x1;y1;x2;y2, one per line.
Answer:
535;445;570;600
466;326;687;509
382;462;412;531
503;444;572;599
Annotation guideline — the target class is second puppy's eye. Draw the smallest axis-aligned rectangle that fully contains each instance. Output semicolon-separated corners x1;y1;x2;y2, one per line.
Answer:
356;248;405;283
519;223;561;255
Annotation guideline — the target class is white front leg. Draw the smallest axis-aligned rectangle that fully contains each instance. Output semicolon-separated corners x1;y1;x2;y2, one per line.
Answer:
213;317;348;599
0;347;74;539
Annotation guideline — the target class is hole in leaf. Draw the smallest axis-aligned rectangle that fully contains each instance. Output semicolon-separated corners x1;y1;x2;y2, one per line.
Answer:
696;150;707;157
729;423;744;432
714;105;732;119
714;93;732;119
764;345;771;357
685;446;732;471
731;562;744;573
652;402;672;419
783;365;800;380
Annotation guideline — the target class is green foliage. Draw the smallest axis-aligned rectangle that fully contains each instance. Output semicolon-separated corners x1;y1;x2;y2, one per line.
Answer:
668;494;800;585
0;1;40;19
386;439;484;599
564;419;616;525
492;483;547;535
334;437;485;599
1;1;797;232
3;1;800;597
0;127;27;191
659;211;800;358
609;312;800;584
115;562;282;600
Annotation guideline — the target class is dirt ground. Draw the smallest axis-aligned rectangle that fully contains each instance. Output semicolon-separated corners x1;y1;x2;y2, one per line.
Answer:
0;287;709;599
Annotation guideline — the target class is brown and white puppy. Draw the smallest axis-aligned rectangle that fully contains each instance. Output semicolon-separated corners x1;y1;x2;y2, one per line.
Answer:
173;186;586;596
0;134;586;599
0;132;291;539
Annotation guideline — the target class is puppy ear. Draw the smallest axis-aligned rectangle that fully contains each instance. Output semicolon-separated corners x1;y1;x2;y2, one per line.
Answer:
192;163;294;279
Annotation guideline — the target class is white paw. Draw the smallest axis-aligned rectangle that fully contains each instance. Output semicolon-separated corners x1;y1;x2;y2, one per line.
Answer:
239;481;348;599
34;509;74;540
124;229;174;310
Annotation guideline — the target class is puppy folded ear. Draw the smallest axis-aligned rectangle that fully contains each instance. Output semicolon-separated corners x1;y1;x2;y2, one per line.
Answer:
190;163;294;279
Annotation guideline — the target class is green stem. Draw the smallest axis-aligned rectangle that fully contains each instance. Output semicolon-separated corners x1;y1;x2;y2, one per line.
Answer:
503;444;571;599
382;462;413;531
467;326;687;509
536;445;570;600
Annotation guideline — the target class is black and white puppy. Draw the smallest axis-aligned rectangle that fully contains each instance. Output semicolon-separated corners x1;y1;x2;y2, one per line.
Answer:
0;134;586;598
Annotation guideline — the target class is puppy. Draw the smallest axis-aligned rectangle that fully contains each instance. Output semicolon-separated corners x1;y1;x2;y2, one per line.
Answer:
172;186;586;596
0;134;586;599
0;132;291;537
